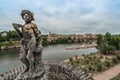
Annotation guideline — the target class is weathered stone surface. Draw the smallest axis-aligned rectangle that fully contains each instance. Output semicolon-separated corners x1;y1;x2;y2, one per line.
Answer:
0;61;93;80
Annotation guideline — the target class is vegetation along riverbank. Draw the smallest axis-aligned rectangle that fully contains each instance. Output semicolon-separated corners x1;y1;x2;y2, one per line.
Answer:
0;30;97;51
64;32;120;80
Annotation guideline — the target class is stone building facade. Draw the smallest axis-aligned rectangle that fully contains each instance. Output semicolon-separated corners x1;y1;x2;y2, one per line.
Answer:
47;33;97;43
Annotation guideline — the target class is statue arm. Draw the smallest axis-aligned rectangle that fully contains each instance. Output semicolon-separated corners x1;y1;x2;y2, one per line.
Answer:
12;23;23;37
32;23;41;44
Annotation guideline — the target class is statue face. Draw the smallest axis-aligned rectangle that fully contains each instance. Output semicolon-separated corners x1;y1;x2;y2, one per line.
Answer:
23;13;32;22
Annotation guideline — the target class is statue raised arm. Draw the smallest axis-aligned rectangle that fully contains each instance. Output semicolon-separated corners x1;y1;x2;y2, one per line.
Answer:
12;23;23;37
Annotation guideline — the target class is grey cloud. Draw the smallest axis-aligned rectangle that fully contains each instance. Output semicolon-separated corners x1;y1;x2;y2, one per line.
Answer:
0;0;120;35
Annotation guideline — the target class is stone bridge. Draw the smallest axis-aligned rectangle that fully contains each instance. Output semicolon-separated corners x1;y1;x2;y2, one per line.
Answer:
0;61;93;80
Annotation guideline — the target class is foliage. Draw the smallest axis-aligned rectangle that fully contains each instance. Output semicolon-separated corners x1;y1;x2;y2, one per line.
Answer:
75;55;78;60
0;33;6;42
96;63;103;72
1;41;14;46
97;34;103;47
99;44;116;54
112;57;119;64
104;61;111;68
116;54;120;60
0;30;21;43
97;32;120;54
68;53;120;74
111;73;120;80
42;37;49;46
111;35;120;50
42;37;68;46
105;32;112;45
69;57;73;62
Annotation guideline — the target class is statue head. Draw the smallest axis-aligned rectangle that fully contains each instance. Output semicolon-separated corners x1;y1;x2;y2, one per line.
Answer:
21;10;34;23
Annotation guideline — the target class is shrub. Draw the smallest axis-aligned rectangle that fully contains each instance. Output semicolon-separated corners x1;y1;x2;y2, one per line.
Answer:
105;56;108;59
74;55;78;60
76;60;80;64
104;61;111;68
70;62;74;65
82;67;89;72
96;63;103;72
116;54;120;60
88;56;92;60
100;55;103;59
111;73;120;80
85;58;89;64
112;57;119;64
69;57;73;62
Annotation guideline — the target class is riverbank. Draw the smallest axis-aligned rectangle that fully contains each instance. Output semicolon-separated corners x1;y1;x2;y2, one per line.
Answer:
0;41;20;50
0;41;97;51
64;52;98;63
1;45;21;50
64;52;120;79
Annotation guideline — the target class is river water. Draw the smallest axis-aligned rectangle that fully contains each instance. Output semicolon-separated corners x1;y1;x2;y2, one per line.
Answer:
0;44;98;74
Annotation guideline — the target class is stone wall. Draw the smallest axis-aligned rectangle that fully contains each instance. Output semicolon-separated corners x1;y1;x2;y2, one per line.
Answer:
0;61;93;80
45;61;93;80
0;66;25;80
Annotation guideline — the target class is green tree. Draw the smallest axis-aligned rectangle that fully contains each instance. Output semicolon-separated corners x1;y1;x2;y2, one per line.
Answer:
105;32;112;45
97;32;118;54
6;31;11;41
0;33;6;42
97;34;103;47
111;35;120;49
42;37;48;46
10;30;20;40
99;44;116;54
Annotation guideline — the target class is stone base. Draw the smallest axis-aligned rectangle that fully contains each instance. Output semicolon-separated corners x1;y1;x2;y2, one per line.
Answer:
15;70;47;80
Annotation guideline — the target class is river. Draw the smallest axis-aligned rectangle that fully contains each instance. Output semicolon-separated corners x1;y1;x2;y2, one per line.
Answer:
0;44;98;74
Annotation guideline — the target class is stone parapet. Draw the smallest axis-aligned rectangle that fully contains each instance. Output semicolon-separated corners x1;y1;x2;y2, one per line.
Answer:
0;61;93;80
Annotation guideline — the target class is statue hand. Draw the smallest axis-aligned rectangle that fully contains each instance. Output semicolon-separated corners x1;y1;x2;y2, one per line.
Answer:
12;23;23;37
12;23;23;28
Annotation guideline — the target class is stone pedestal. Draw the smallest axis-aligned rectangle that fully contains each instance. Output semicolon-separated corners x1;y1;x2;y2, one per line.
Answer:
15;52;47;80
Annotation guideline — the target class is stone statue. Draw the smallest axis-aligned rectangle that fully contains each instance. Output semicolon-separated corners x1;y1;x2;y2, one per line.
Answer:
12;10;43;74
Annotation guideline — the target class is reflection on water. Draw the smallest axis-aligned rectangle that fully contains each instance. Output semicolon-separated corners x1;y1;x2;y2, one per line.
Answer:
0;44;98;74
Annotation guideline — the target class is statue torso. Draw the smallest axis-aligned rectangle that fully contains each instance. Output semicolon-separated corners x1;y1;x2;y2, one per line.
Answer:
22;23;35;39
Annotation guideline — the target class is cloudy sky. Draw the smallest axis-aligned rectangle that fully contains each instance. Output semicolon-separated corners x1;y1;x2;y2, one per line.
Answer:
0;0;120;34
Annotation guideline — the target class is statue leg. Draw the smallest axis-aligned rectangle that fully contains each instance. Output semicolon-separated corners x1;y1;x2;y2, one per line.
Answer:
27;39;36;72
19;45;29;73
27;49;35;72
